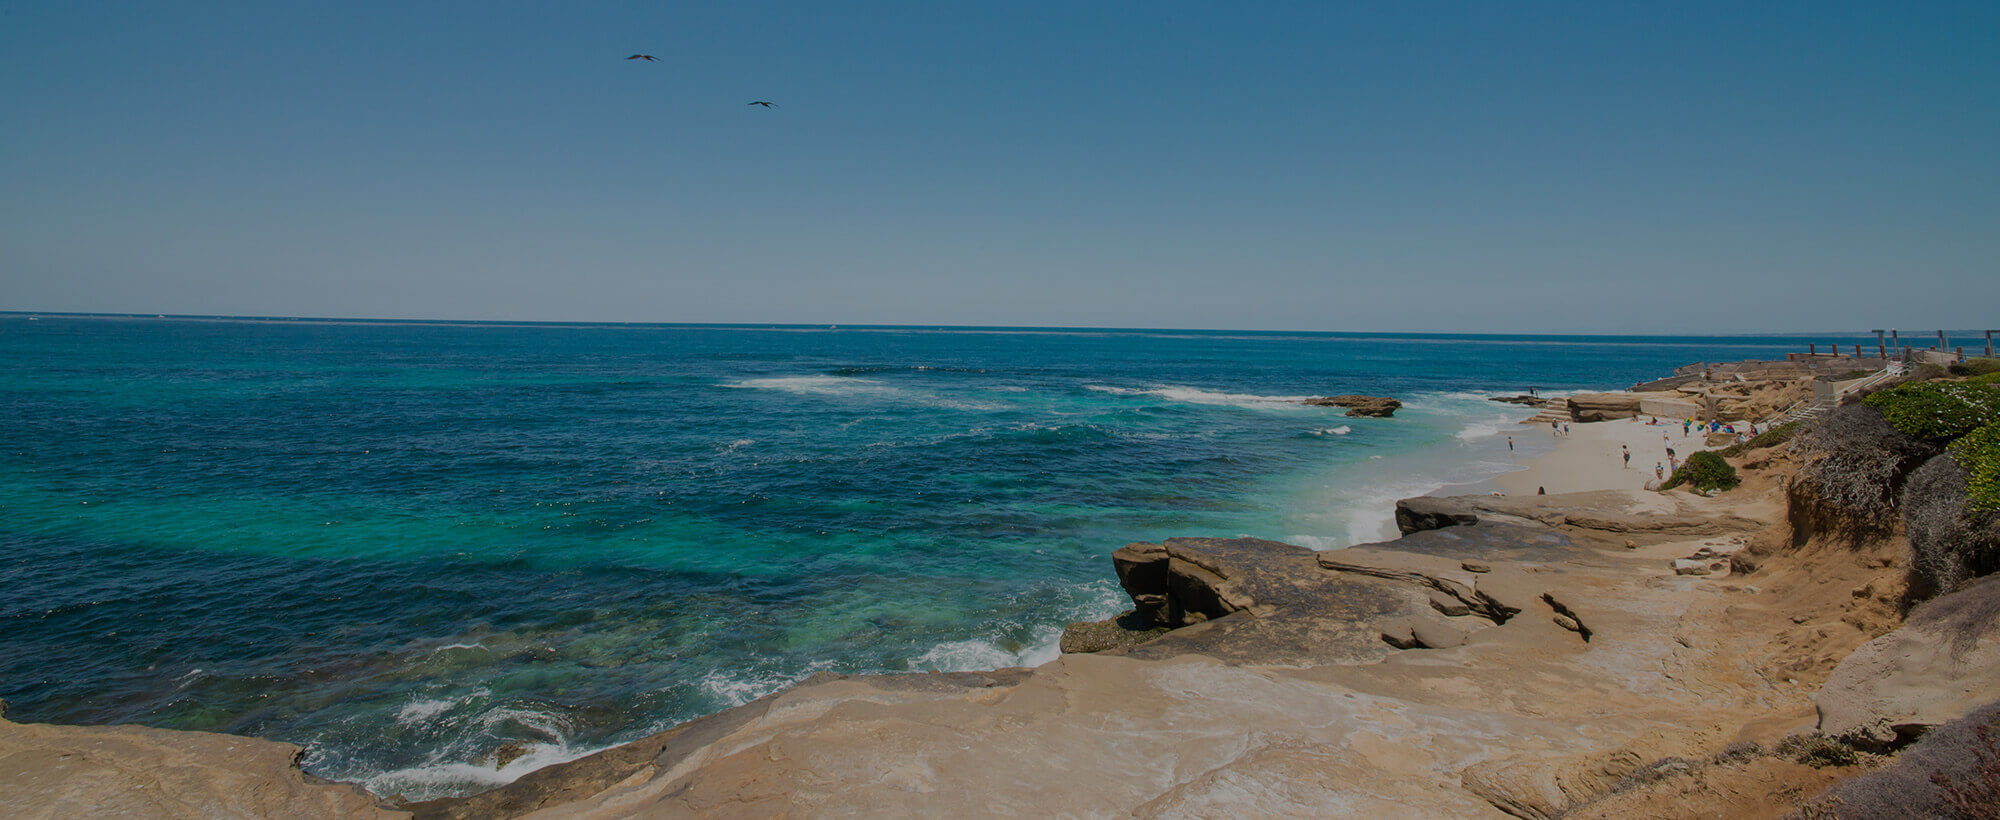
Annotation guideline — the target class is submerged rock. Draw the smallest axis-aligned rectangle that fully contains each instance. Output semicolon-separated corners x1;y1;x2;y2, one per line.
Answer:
1302;395;1402;417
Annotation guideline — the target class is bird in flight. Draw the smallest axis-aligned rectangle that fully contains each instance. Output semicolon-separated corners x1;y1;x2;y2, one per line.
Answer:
748;100;775;107
626;54;658;62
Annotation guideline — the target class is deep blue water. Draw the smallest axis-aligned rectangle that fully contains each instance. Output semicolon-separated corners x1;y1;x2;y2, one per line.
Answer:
0;315;1873;797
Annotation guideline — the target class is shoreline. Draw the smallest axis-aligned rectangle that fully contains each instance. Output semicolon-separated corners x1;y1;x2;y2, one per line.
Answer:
1489;415;1715;495
5;366;1936;817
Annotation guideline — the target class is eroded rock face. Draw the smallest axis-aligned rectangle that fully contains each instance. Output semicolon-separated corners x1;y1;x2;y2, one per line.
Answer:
1564;392;1680;422
1068;537;1430;666
1391;491;1764;540
1815;574;2000;748
0;712;404;819
1303;395;1403;417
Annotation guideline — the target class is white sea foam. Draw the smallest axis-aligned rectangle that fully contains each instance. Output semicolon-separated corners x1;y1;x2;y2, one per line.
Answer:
396;698;460;725
1456;421;1506;441
361;741;602;803
361;701;601;802
695;662;832;708
1310;426;1352;436
727;375;901;397
728;375;1003;410
1085;384;1316;410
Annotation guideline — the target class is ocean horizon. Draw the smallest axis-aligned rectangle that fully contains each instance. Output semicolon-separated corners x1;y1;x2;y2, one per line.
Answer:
0;315;1885;799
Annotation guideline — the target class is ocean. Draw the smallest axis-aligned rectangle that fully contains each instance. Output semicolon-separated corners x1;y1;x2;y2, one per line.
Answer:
0;315;1874;799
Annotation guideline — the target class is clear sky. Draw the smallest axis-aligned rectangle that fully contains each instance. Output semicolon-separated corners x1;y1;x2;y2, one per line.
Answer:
3;1;1995;333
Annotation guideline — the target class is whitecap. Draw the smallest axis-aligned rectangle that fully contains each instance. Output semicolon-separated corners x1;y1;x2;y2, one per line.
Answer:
1310;426;1352;436
1084;384;1316;410
725;375;900;397
726;375;1004;411
396;698;459;725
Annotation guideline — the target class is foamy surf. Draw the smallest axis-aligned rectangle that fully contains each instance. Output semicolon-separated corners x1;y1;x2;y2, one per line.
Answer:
726;375;1005;410
361;741;602;804
1084;384;1318;410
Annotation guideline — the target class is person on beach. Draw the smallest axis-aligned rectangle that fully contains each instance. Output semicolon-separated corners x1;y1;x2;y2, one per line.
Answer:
1656;463;1665;480
1622;445;1631;468
1507;436;1514;452
1562;423;1570;436
1684;419;1692;436
1666;445;1676;459
1551;420;1559;436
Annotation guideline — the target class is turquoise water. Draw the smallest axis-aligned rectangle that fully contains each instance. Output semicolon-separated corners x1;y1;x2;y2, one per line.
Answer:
0;316;1873;798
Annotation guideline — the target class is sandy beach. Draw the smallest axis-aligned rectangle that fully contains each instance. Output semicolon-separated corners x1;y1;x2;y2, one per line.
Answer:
1493;416;1717;495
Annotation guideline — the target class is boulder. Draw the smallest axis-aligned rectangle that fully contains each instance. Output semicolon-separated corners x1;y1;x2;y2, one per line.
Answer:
1815;575;2000;748
1303;395;1402;417
1394;497;1481;535
1672;559;1713;576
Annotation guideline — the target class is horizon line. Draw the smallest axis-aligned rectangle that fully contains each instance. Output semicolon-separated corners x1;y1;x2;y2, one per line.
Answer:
1;309;1983;340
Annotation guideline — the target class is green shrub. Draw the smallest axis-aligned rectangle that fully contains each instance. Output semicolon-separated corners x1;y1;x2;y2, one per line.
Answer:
1663;451;1740;493
1948;358;2000;378
1862;381;2000;443
1967;373;2000;387
1955;423;2000;514
1718;422;1798;457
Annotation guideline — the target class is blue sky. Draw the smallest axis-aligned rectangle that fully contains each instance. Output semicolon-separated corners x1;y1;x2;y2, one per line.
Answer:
2;1;1995;332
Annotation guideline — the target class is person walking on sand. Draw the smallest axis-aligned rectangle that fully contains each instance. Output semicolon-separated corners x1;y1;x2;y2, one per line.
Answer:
1656;463;1665;480
1507;436;1514;452
1562;422;1570;436
1622;445;1631;468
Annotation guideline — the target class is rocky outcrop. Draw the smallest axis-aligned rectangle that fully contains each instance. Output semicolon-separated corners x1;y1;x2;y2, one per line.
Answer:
1068;536;1428;666
1566;392;1647;421
1564;391;1684;422
1815;574;2000;748
1303;395;1402;417
1392;490;1765;539
0;704;404;819
1393;496;1481;534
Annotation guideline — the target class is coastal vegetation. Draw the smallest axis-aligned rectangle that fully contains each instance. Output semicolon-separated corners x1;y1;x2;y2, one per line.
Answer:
1861;379;2000;442
1955;423;2000;513
1662;451;1739;493
1947;357;2000;378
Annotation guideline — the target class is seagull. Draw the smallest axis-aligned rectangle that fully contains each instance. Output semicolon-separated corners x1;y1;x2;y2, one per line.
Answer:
626;54;658;62
748;100;775;107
